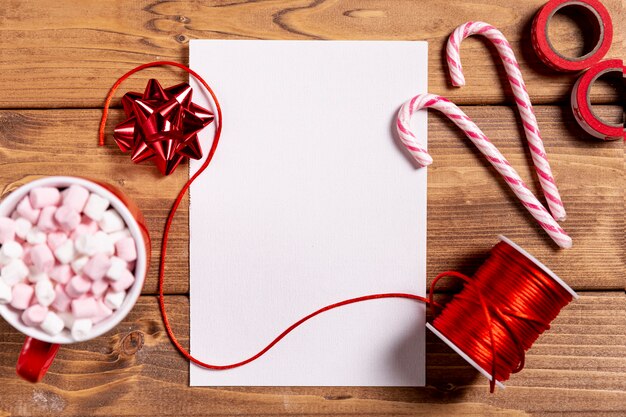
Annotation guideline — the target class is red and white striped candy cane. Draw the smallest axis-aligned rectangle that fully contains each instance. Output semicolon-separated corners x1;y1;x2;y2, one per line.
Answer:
446;21;566;222
397;93;572;249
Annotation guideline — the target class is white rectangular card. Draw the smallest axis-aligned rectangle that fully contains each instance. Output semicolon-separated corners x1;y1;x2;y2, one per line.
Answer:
189;40;427;386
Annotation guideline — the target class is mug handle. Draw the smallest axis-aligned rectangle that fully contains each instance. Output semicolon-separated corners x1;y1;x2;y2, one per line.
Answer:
16;337;60;383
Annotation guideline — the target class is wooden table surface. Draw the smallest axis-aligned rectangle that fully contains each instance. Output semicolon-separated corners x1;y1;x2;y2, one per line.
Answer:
0;1;624;416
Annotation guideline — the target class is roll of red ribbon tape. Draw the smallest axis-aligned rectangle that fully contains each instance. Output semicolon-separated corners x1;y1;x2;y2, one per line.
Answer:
532;0;613;71
571;59;624;141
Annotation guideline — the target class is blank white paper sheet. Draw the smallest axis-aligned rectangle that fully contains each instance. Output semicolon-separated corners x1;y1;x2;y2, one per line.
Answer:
189;40;427;386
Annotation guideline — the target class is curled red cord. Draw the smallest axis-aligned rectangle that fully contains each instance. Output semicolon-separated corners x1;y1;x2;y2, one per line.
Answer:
99;63;574;392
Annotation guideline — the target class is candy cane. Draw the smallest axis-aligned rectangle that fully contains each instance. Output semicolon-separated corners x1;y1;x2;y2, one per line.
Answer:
446;21;566;222
397;93;572;249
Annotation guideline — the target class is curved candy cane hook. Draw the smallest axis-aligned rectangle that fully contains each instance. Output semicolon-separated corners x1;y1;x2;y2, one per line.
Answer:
446;21;566;222
396;93;572;249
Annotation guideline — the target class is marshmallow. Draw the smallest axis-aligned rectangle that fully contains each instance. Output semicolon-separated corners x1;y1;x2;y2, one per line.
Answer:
27;267;48;284
90;279;109;297
104;290;125;310
83;254;111;281
0;280;12;304
1;240;24;260
71;318;93;341
92;299;113;324
74;233;97;256
63;185;89;213
105;256;128;281
26;228;46;245
0;217;16;243
110;268;135;292
49;264;72;284
115;237;137;262
71;297;98;319
35;279;55;307
21;304;48;327
83;194;109;221
1;259;29;285
98;209;125;233
47;232;67;251
53;239;75;264
54;206;81;232
14;218;32;240
52;285;71;311
16;197;40;224
30;187;61;209
10;283;34;309
65;275;91;298
107;228;130;244
57;311;75;329
36;206;58;233
40;311;64;336
70;256;89;274
30;244;55;273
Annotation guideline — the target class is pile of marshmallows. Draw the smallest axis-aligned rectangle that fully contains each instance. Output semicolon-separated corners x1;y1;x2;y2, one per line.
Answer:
0;185;138;341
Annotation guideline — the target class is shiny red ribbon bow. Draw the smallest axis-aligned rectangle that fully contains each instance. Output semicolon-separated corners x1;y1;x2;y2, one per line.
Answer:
113;79;214;175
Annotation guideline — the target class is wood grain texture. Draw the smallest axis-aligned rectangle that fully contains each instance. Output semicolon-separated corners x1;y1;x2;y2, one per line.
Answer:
0;106;621;293
0;0;623;108
0;293;623;417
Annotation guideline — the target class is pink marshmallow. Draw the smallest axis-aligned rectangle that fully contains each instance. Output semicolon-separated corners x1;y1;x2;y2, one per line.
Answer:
16;197;40;224
29;187;61;209
62;185;89;213
54;206;81;232
110;268;135;292
90;279;109;297
0;217;16;243
10;283;34;310
115;237;137;262
21;304;48;327
30;244;55;273
71;297;98;319
49;264;72;284
47;232;68;251
83;254;111;281
37;206;58;233
52;285;72;311
92;299;113;324
65;275;91;298
21;245;32;264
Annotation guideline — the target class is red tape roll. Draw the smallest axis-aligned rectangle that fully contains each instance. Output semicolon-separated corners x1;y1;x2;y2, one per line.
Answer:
532;0;613;71
571;59;624;141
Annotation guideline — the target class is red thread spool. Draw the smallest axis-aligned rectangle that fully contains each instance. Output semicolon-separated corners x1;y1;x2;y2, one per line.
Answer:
429;236;577;390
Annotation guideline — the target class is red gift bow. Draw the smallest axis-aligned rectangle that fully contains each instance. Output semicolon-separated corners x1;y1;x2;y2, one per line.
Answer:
113;78;214;175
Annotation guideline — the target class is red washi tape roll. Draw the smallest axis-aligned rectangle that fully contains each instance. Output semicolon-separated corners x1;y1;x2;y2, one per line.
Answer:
532;0;613;71
571;59;624;140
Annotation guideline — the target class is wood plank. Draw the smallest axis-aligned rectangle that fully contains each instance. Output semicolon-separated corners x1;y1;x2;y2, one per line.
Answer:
0;0;623;108
0;293;623;416
0;105;622;293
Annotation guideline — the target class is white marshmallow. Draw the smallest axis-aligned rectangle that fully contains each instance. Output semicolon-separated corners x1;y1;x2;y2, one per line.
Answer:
94;231;114;256
71;318;93;341
1;240;24;260
104;290;125;310
0;280;12;304
107;229;130;244
35;279;55;307
105;256;128;281
74;233;95;256
40;311;65;336
83;194;109;221
27;267;48;284
1;259;29;286
71;256;89;274
26;228;46;245
54;239;75;264
98;209;125;233
57;311;76;329
14;218;32;240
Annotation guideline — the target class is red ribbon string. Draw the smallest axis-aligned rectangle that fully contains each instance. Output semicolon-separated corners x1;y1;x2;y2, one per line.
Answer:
99;63;573;392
